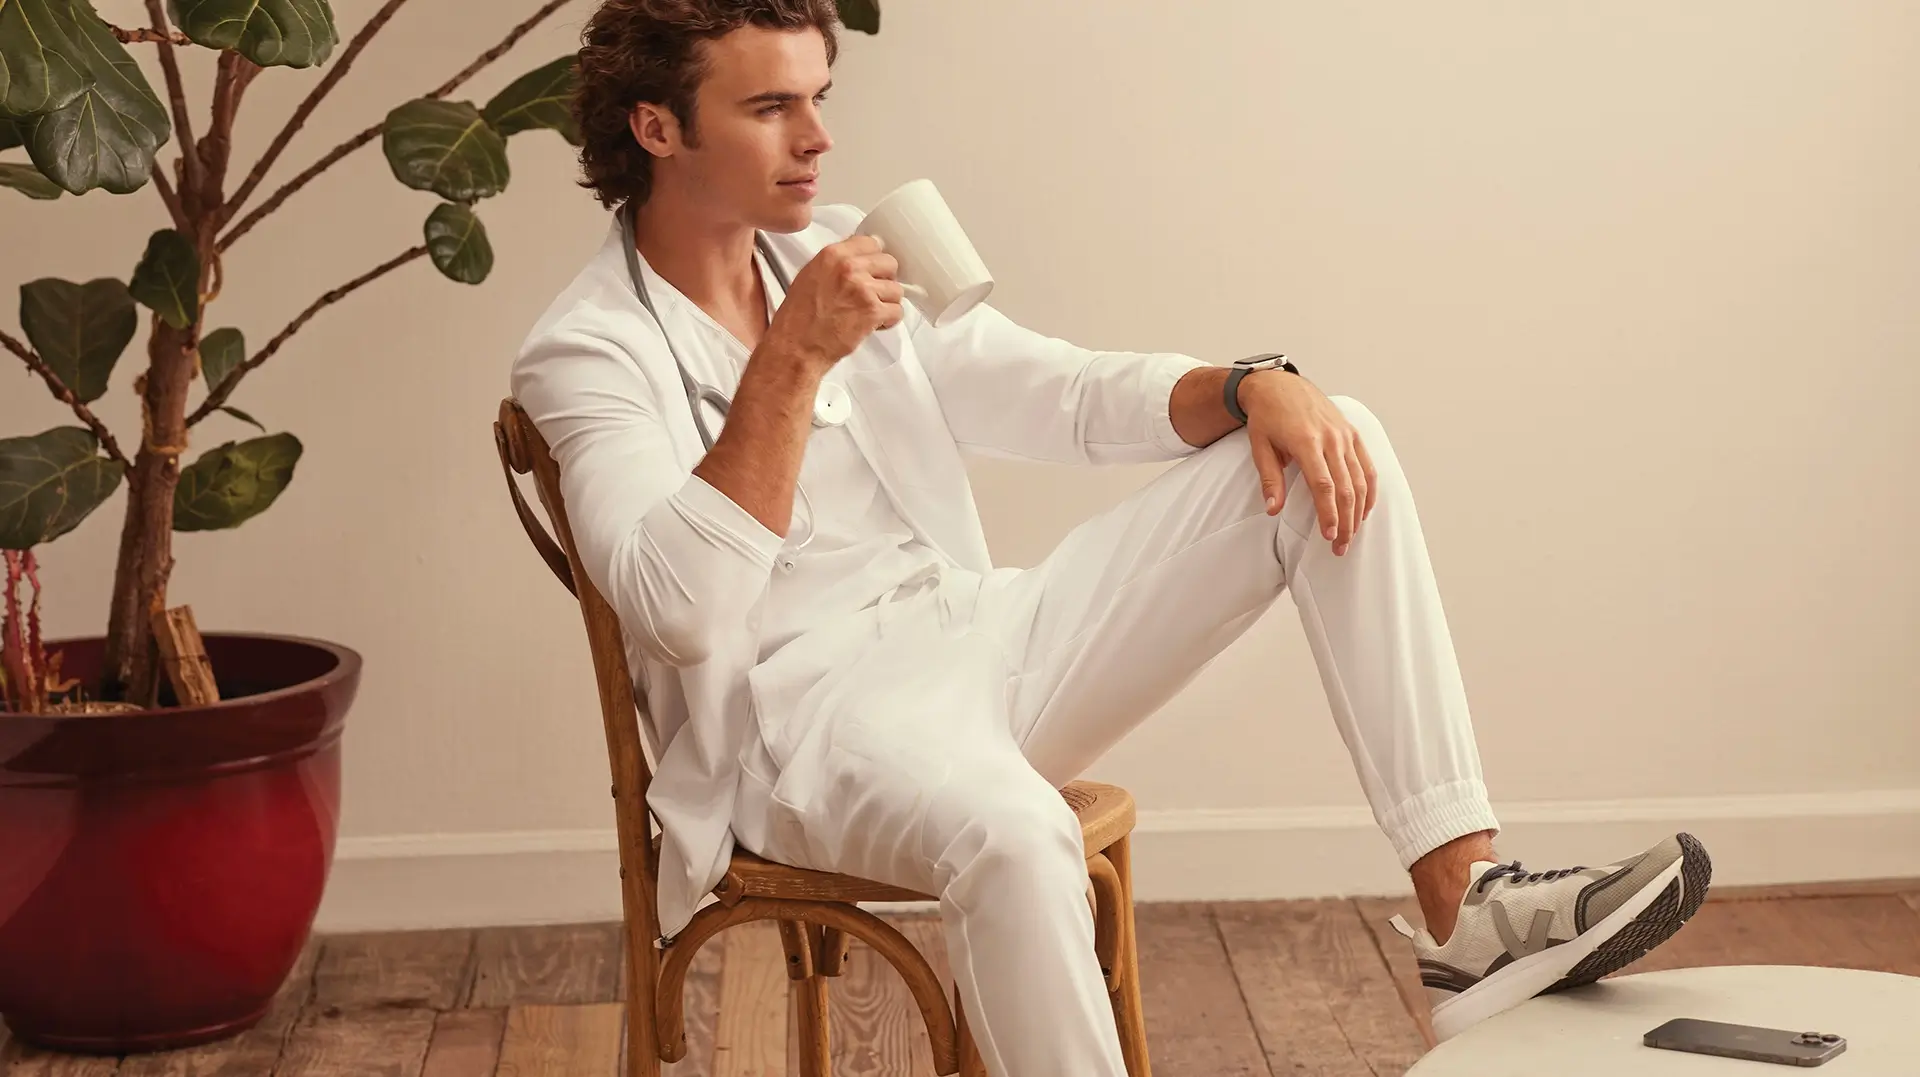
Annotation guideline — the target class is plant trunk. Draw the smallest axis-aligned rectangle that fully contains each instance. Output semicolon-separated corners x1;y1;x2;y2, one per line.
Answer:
101;320;198;705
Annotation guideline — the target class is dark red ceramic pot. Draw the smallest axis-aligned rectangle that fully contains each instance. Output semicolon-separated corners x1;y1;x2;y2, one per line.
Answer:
0;633;359;1054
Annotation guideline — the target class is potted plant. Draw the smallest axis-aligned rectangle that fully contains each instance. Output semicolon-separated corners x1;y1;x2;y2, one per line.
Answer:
0;0;882;1053
4;0;563;1055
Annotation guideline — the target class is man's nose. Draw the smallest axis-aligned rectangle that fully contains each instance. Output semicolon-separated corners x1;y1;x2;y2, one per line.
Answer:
799;108;833;156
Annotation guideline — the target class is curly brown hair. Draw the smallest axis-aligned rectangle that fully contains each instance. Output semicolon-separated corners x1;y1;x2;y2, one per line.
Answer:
573;0;842;209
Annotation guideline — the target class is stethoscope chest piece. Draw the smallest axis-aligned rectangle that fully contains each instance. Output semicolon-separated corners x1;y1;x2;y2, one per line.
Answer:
813;381;851;428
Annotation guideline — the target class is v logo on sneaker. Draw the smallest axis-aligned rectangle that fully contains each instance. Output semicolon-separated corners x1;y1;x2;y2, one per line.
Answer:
1490;902;1555;959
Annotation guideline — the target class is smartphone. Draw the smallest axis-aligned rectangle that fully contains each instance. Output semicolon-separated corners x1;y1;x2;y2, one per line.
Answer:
1644;1018;1847;1066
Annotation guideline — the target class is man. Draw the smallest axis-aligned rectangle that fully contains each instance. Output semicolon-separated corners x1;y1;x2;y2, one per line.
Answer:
512;1;1713;1071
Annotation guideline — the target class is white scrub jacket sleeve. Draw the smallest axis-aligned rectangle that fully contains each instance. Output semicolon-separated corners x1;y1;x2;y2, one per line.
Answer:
805;201;1211;468
908;302;1213;466
512;322;785;668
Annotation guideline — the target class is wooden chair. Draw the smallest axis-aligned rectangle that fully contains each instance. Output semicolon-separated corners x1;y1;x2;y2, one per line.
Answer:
493;397;1151;1076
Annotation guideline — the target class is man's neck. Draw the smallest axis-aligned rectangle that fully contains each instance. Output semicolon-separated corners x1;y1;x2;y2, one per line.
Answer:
631;190;765;339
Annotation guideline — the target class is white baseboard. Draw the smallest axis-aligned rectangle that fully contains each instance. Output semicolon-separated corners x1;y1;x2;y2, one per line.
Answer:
313;789;1920;932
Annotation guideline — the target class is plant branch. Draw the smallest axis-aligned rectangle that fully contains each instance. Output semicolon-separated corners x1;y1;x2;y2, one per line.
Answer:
187;245;429;425
2;329;132;469
151;164;188;231
107;24;191;46
222;0;416;224
200;50;257;216
217;0;576;252
143;0;203;211
426;0;575;100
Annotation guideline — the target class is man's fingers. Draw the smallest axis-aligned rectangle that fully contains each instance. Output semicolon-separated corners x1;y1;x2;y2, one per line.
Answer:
1324;439;1356;552
1346;443;1369;532
1249;431;1287;514
851;251;899;280
1299;448;1339;541
1355;435;1379;521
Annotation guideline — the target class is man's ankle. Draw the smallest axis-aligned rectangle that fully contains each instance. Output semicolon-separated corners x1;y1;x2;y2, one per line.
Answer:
1408;830;1497;945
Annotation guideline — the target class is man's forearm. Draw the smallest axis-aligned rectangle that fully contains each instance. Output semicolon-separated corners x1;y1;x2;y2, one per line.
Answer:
691;344;823;539
1169;364;1246;448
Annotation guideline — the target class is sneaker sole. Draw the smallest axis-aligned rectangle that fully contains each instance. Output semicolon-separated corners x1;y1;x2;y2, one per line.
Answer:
1542;831;1713;992
1429;835;1709;1042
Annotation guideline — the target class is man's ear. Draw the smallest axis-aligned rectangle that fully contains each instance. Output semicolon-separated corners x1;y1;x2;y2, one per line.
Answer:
628;102;677;158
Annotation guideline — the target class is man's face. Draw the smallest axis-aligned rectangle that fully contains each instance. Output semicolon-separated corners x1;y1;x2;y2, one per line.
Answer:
644;25;833;233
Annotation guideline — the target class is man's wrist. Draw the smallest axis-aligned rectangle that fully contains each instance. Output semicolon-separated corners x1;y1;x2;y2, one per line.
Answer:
1223;354;1299;423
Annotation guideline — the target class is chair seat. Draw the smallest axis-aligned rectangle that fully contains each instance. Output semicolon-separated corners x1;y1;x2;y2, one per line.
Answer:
711;780;1137;906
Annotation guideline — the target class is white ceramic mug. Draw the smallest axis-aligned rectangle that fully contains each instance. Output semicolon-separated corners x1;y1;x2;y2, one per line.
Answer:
854;179;994;328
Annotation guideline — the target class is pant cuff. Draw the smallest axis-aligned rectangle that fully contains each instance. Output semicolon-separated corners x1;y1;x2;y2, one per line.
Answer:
1379;778;1502;870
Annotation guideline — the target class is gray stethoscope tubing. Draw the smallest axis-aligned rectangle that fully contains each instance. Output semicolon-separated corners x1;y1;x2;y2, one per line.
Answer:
619;202;825;558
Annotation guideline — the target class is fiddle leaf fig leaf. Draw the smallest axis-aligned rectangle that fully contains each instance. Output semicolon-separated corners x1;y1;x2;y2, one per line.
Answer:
198;326;244;393
0;0;89;118
166;0;338;68
424;202;492;284
21;0;170;195
382;98;509;202
129;230;200;329
219;406;265;433
0;161;60;198
19;277;136;402
836;0;879;33
173;433;302;531
0;427;124;550
482;55;580;144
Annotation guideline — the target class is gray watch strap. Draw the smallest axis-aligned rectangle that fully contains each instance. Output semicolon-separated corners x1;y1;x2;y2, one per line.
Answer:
1224;354;1298;423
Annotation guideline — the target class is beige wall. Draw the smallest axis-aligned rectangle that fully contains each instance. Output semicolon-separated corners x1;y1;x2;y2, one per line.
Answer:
4;1;1916;929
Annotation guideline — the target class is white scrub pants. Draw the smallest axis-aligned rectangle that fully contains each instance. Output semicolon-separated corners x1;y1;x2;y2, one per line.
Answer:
732;396;1502;1077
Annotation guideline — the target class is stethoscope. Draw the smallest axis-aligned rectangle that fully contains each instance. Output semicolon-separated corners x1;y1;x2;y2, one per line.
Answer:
619;203;847;558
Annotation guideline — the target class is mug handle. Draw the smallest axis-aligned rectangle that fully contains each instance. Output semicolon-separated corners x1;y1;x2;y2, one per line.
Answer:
898;282;929;303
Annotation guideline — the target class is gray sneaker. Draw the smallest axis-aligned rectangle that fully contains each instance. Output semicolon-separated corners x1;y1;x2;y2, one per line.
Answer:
1389;832;1712;1041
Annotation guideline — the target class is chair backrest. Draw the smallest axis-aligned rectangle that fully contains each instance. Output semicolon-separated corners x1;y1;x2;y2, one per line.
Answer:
493;397;662;956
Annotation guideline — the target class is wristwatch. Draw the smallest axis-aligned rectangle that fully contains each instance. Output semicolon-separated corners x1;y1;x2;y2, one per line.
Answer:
1223;353;1300;424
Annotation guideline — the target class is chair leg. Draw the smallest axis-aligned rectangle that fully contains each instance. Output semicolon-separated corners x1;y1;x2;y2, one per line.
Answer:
625;932;661;1077
954;988;989;1077
779;920;832;1077
1105;836;1152;1077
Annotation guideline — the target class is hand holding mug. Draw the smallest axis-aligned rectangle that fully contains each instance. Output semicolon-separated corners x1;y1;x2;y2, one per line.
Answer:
770;234;905;373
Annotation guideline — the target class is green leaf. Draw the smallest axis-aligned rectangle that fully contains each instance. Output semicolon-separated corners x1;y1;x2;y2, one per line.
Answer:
21;0;171;195
0;426;123;549
381;98;509;202
198;326;244;392
166;0;337;69
0;160;59;198
173;432;301;531
482;55;580;145
836;0;880;34
219;405;265;433
424;202;492;284
19;277;135;402
129;229;200;329
0;0;89;117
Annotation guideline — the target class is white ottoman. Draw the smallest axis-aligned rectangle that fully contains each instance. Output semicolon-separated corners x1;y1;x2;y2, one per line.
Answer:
1409;965;1920;1074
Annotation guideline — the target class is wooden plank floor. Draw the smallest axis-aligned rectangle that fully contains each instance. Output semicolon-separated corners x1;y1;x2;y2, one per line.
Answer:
5;881;1919;1077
